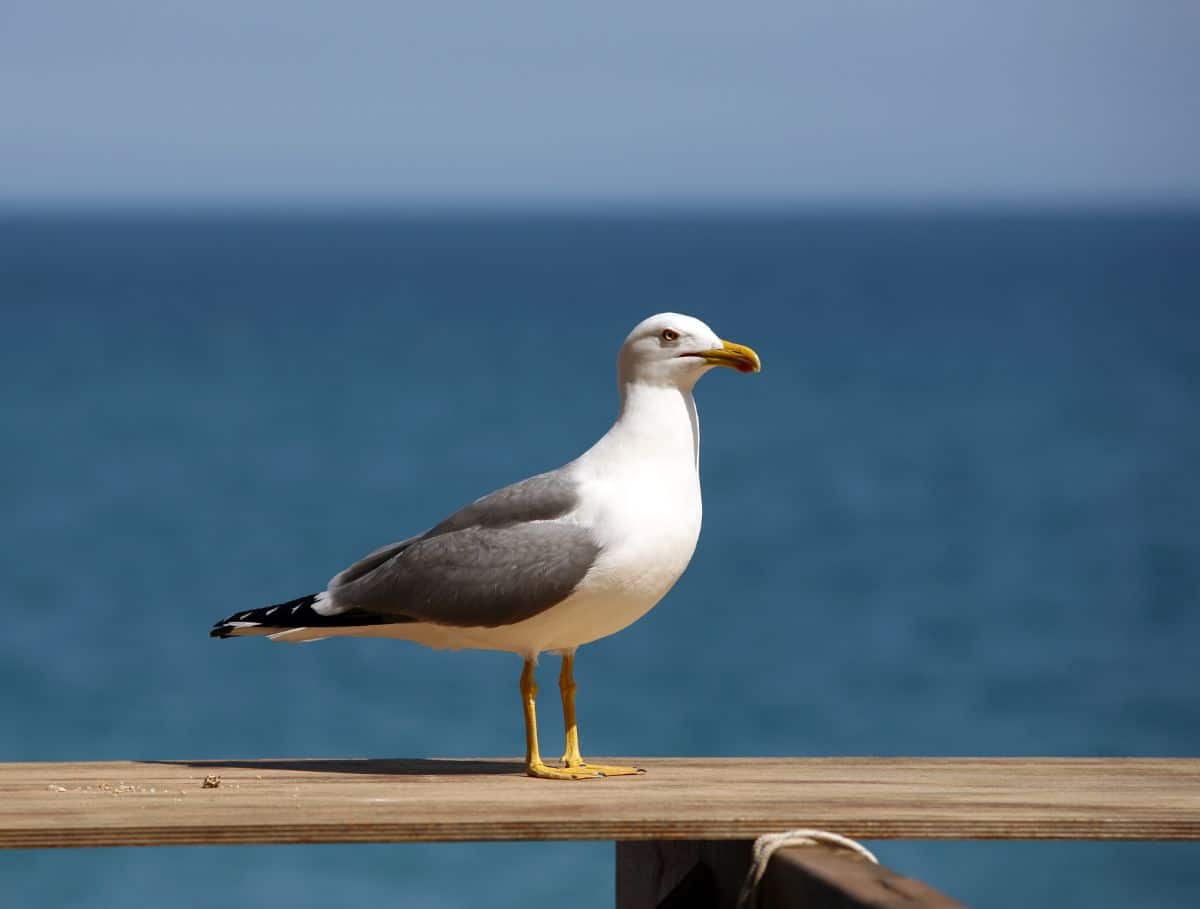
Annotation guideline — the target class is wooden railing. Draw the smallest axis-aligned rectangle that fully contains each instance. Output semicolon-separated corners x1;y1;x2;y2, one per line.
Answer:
3;757;1198;907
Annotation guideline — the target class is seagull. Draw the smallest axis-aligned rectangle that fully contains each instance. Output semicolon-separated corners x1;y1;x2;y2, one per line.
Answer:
211;313;761;780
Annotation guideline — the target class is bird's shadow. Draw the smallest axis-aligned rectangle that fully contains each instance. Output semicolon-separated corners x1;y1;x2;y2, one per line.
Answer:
146;758;524;777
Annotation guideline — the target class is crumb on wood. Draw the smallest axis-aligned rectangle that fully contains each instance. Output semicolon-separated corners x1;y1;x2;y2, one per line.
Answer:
202;774;222;789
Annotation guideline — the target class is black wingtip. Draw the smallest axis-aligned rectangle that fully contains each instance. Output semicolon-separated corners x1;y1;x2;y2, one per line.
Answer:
207;592;399;641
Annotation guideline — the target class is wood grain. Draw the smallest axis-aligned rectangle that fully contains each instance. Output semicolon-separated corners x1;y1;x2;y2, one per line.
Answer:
761;845;967;908
1;757;1197;849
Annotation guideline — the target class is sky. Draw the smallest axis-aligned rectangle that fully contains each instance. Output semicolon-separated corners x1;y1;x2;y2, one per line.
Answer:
1;0;1198;208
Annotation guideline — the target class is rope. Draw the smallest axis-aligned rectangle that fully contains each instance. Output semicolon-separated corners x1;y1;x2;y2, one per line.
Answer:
735;829;880;909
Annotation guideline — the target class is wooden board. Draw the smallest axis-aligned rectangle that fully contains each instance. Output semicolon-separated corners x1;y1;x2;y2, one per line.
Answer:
616;840;968;909
761;845;968;908
1;757;1197;849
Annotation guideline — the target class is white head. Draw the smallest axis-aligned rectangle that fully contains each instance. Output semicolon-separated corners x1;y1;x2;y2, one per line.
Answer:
617;313;761;390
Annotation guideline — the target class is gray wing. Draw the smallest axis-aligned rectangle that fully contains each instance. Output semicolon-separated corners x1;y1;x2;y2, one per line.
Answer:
330;536;424;587
425;469;582;534
327;469;600;628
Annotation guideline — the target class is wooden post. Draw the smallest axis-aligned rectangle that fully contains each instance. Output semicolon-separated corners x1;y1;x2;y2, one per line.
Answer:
758;845;967;908
616;840;752;909
616;839;966;909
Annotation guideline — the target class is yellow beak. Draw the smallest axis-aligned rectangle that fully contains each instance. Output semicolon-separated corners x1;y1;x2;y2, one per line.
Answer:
690;339;762;373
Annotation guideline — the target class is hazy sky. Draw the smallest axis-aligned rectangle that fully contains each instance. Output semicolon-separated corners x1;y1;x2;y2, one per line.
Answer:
2;1;1198;207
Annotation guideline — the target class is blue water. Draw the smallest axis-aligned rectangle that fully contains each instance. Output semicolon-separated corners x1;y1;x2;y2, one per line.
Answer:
2;212;1198;907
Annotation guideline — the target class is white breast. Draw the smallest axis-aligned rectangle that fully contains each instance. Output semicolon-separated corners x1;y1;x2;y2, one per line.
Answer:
576;461;701;592
347;380;707;658
527;381;705;652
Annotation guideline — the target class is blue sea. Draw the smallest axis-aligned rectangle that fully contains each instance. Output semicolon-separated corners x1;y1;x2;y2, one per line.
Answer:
2;211;1198;907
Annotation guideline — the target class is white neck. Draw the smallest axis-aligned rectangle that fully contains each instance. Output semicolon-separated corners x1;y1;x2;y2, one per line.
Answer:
581;380;701;473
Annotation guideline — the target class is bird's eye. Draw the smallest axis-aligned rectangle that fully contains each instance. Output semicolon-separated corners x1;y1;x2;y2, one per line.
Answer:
661;329;679;342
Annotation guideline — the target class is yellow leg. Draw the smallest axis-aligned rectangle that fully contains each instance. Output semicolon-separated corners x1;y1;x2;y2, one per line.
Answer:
556;651;643;778
521;658;599;780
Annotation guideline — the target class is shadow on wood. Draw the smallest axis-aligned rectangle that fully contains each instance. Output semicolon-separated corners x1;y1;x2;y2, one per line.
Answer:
150;758;524;777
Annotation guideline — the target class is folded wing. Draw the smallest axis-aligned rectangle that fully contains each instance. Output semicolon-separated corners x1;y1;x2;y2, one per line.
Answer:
327;468;600;628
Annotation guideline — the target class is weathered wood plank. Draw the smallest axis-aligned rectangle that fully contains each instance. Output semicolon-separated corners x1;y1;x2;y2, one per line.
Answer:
760;845;967;908
1;757;1197;849
615;839;967;909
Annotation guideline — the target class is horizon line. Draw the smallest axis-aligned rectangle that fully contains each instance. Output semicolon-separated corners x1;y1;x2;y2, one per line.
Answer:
3;197;1200;219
